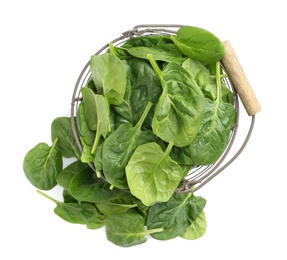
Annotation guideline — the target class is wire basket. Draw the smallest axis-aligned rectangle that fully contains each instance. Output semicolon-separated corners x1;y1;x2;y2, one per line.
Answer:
71;24;261;193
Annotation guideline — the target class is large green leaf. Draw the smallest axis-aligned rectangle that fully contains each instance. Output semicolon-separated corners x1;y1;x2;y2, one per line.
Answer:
188;62;236;165
171;26;225;63
23;139;62;190
126;141;184;206
102;102;155;189
148;54;205;147
147;192;206;240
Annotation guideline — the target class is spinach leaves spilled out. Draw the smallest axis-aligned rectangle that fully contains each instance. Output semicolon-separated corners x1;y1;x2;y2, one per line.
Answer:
23;26;236;247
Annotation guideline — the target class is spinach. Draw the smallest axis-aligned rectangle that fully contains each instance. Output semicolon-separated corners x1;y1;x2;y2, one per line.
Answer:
102;102;155;189
69;166;126;203
23;139;62;190
126;141;184;206
125;44;185;63
181;210;207;240
148;54;205;147
182;58;216;100
76;102;95;146
56;160;90;189
23;25;238;247
113;58;162;128
105;211;163;247
51;117;81;159
122;35;173;48
146;192;206;240
90;52;126;105
37;190;105;228
80;88;110;154
188;62;236;165
171;25;225;63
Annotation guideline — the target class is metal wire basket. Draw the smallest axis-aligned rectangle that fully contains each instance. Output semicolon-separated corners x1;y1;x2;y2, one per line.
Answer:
71;24;261;193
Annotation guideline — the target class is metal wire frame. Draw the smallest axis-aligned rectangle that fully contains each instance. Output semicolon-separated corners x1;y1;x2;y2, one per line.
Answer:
70;24;256;193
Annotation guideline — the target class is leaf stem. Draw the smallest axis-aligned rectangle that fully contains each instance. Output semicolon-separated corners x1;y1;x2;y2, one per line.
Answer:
36;190;58;204
143;227;164;236
147;54;164;85
134;101;153;129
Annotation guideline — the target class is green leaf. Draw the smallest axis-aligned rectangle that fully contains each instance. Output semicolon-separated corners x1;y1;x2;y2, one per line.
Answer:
51;117;81;159
113;58;162;128
69;167;126;203
23;139;62;190
56;160;90;189
105;211;163;247
188;62;236;165
126;141;184;206
102;102;155;189
122;35;173;48
148;54;205;147
172;26;225;63
90;52;126;105
182;58;216;100
125;44;185;63
181;210;207;240
36;190;105;228
147;192;206;240
77;101;96;146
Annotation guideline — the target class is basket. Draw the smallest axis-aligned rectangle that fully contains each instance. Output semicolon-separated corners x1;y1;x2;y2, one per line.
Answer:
70;24;261;193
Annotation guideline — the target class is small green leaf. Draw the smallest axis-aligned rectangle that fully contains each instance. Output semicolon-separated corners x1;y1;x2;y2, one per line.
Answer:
23;139;62;190
181;210;207;240
105;211;163;247
51;117;81;159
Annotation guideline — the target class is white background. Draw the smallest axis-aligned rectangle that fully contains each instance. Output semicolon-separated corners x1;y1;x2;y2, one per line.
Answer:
1;0;286;259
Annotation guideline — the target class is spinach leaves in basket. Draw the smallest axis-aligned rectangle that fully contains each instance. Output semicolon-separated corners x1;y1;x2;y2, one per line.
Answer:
23;25;236;247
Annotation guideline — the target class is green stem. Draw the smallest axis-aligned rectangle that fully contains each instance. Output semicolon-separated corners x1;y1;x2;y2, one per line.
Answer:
147;54;164;85
158;140;174;166
134;101;153;130
143;227;164;236
215;61;222;101
36;190;58;204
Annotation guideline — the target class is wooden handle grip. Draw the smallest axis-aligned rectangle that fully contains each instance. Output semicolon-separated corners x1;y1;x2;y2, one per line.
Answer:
221;40;261;116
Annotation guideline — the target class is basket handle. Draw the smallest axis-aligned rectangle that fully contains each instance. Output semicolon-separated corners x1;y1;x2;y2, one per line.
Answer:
221;40;261;116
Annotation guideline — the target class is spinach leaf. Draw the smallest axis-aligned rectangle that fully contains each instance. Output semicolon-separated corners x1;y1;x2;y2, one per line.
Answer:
122;35;173;48
69;166;126;203
147;192;206;240
56;160;90;189
105;211;163;247
23;139;62;190
37;190;105;228
51;117;81;159
80;87;110;154
188;62;236;165
148;54;205;147
182;58;216;100
96;198;137;215
113;58;162;128
171;26;225;63
126;141;184;206
125;44;185;63
102;102;155;189
181;210;207;240
77;102;95;146
90;52;126;105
